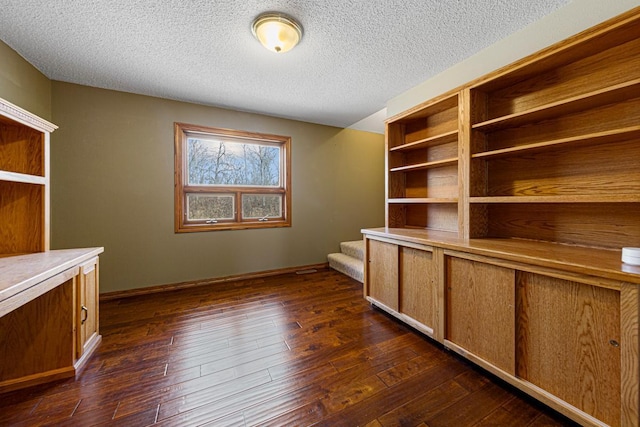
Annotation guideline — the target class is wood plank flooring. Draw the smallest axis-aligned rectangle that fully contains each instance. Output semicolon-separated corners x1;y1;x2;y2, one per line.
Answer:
0;268;578;426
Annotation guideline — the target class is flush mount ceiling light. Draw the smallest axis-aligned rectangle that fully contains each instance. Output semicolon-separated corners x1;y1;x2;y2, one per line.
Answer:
251;12;303;53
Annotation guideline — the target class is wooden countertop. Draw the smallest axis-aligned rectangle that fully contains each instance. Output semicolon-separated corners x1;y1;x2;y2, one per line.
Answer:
362;228;640;285
0;248;104;304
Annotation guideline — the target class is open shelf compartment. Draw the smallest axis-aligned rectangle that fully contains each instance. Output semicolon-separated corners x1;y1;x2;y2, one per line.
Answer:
388;202;459;234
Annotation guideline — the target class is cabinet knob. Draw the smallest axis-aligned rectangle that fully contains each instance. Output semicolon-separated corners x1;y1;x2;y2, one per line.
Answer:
609;339;620;348
81;305;88;324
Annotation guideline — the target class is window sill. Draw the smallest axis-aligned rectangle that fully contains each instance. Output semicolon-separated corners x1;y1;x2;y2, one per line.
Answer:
175;220;291;233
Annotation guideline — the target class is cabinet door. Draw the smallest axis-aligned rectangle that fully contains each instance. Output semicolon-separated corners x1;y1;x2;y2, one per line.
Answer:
446;256;515;374
400;246;437;333
367;239;399;311
77;257;99;358
516;272;621;426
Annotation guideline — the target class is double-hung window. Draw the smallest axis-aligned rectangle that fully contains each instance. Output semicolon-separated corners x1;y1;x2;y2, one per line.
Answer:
174;123;291;232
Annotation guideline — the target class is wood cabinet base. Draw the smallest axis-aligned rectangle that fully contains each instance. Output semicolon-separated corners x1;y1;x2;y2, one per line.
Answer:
0;248;103;394
0;329;102;393
74;333;102;376
444;341;609;427
0;367;76;394
363;230;639;427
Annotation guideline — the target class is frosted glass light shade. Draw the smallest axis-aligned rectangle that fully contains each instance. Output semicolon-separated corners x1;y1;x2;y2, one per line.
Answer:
252;13;302;53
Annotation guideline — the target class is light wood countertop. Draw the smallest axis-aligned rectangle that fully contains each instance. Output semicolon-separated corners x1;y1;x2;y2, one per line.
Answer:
362;228;640;285
0;248;104;305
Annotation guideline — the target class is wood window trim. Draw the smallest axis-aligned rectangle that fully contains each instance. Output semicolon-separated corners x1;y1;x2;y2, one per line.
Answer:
174;122;291;232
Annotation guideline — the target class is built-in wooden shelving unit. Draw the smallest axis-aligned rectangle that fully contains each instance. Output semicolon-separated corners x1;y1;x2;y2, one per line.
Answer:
0;97;103;393
386;92;461;234
369;7;640;427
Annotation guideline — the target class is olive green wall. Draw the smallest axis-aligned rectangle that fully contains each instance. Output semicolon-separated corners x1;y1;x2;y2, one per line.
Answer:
50;82;384;293
0;40;51;120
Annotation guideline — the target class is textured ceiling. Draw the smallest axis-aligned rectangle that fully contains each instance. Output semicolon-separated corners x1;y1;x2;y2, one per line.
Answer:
0;0;570;131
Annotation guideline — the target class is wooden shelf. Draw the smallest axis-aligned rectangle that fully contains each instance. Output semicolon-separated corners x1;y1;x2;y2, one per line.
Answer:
472;126;640;159
388;198;458;204
0;97;52;255
0;170;46;185
473;79;640;132
389;157;458;173
473;15;640;94
470;195;640;203
390;130;458;152
390;93;458;122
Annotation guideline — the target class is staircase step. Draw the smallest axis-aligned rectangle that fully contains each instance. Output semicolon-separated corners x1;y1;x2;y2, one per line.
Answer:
339;240;364;261
327;253;364;283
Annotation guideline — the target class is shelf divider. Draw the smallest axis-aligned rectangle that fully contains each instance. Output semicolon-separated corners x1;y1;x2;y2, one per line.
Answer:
470;195;640;203
389;157;458;173
0;170;46;185
388;198;458;204
391;130;458;152
472;126;640;159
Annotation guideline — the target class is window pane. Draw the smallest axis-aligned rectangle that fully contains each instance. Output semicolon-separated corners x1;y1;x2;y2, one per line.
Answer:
241;194;283;219
176;123;291;232
187;137;281;187
186;193;235;221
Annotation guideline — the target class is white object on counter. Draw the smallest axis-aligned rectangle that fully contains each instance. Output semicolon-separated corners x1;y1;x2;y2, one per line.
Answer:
622;247;640;266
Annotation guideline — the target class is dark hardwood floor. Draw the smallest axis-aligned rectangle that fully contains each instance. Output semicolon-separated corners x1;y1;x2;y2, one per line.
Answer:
0;268;578;426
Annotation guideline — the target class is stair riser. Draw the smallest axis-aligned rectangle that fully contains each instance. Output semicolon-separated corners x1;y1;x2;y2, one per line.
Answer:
327;253;364;283
339;241;365;261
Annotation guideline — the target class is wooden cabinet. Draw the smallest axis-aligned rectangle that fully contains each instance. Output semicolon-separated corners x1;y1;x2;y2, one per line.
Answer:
0;97;102;392
76;257;100;366
445;255;515;374
362;228;640;426
440;252;636;426
399;245;440;338
0;272;75;392
365;236;441;340
366;238;398;311
516;272;622;426
0;249;103;393
364;8;640;426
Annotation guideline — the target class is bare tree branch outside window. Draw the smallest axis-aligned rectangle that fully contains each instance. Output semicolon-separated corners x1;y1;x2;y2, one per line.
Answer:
188;139;280;187
175;123;291;232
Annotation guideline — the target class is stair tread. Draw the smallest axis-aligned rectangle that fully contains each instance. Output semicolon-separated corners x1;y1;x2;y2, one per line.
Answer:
339;240;365;261
327;252;362;263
